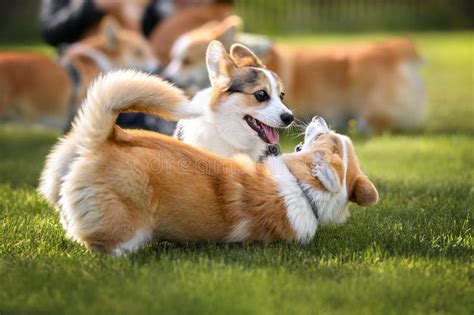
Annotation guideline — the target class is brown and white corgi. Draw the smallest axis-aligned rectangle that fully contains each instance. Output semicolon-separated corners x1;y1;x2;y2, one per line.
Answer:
163;17;425;133
0;18;158;129
174;40;293;161
39;70;378;255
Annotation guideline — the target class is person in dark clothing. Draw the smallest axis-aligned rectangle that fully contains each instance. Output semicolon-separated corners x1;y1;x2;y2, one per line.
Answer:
40;0;106;46
142;0;233;38
39;0;232;134
39;0;177;133
40;0;233;48
40;0;173;46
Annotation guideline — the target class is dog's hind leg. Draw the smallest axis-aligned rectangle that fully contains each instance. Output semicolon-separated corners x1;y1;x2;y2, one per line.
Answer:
110;229;153;256
62;191;153;255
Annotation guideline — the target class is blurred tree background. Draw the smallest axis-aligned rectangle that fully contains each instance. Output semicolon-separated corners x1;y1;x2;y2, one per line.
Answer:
0;0;472;43
0;1;40;43
235;0;474;34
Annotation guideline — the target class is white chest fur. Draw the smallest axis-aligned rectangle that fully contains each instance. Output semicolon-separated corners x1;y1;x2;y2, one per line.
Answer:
265;156;318;244
176;89;267;160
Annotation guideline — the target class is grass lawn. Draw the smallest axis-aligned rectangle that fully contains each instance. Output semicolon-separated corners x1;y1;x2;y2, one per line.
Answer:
0;32;473;314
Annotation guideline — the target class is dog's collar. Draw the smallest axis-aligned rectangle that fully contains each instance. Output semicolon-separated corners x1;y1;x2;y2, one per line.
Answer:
259;144;281;162
296;180;319;220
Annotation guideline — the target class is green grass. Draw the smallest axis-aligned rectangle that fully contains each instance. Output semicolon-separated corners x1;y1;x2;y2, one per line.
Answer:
0;43;54;56
1;32;473;314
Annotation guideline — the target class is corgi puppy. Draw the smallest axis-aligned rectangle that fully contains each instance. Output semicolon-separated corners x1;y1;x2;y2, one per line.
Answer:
39;70;378;255
163;17;425;133
0;18;158;129
265;38;425;133
174;40;294;161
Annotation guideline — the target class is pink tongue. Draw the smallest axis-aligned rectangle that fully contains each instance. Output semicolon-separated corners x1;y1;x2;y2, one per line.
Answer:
262;124;279;144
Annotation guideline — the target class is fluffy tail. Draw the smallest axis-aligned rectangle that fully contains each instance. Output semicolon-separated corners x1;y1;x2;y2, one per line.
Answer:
71;69;198;150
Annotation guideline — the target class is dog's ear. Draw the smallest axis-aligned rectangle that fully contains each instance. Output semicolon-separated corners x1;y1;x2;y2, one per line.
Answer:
236;33;273;59
214;15;242;48
230;43;265;68
349;175;379;206
100;17;121;50
206;40;235;90
312;152;344;194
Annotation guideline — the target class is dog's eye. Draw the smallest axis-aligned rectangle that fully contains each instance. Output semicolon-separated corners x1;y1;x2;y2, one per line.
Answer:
295;143;303;152
279;92;285;101
254;90;270;102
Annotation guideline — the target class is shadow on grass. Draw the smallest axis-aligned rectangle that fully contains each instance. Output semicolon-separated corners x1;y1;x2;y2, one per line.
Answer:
120;180;473;271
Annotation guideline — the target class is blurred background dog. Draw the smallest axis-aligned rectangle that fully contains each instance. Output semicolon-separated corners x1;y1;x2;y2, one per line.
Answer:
1;0;235;133
162;16;425;133
0;0;471;135
0;18;158;130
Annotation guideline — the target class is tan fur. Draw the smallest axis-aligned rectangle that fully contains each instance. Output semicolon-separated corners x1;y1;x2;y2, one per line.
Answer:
230;43;265;68
73;129;298;252
149;3;233;65
39;70;378;255
107;0;151;31
285;134;345;192
265;38;424;132
288;133;375;202
0;53;72;121
0;18;157;127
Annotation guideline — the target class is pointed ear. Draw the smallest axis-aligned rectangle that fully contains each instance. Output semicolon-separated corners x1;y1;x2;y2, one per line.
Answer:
236;33;273;58
230;43;265;68
312;152;344;194
350;175;379;206
100;17;120;49
215;15;242;48
206;40;235;90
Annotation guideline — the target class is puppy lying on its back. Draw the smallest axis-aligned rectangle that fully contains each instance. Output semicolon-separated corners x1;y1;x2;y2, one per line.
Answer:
39;70;378;255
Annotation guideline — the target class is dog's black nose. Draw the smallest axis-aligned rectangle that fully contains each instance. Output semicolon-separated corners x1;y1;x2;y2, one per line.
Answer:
280;112;294;126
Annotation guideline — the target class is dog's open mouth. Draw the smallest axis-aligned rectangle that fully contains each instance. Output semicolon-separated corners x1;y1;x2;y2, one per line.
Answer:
244;115;279;144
